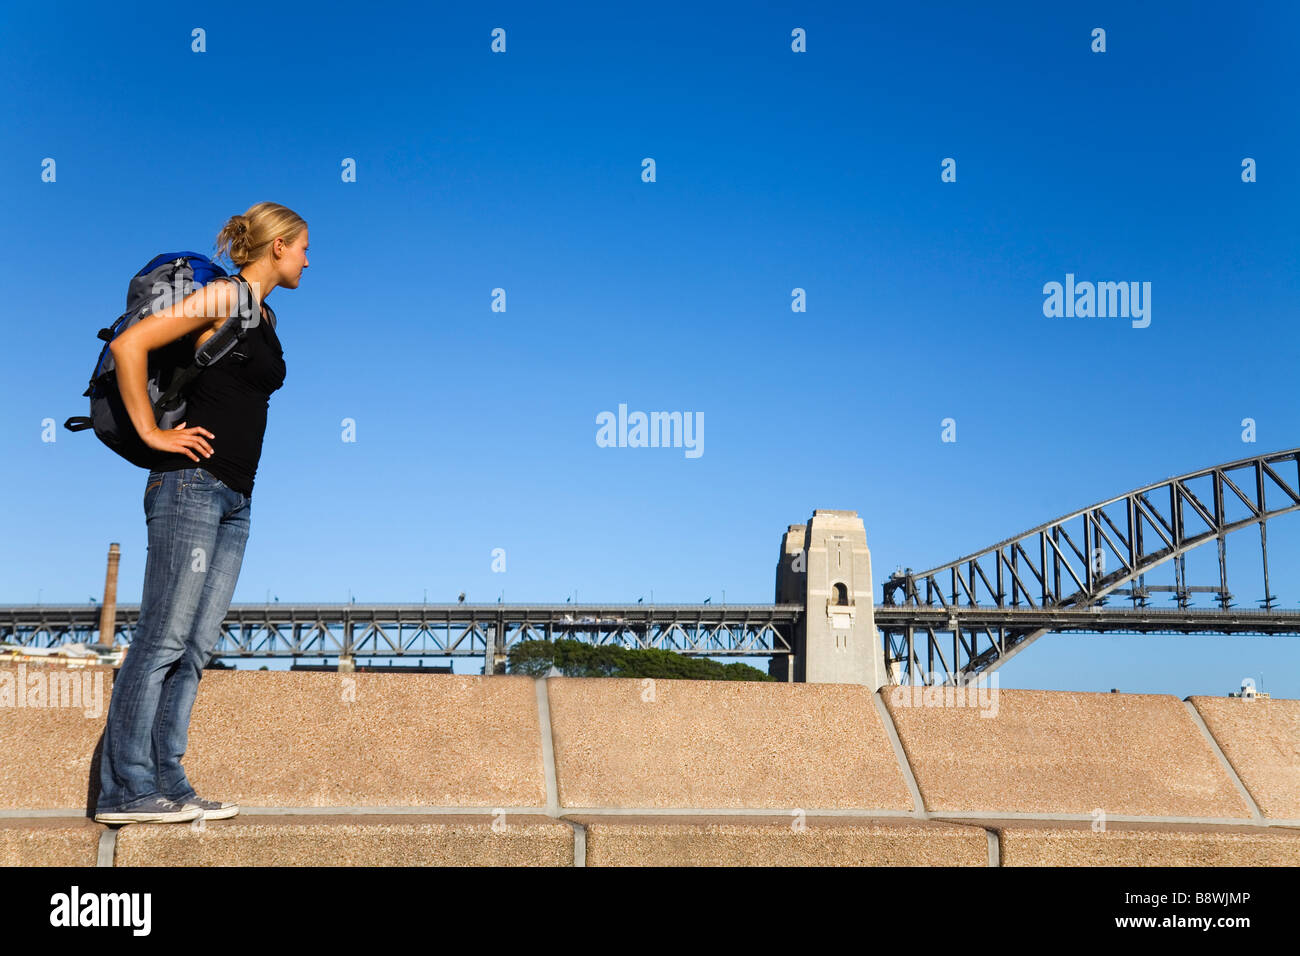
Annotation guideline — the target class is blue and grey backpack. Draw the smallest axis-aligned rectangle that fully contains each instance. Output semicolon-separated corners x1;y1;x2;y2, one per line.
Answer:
64;251;268;469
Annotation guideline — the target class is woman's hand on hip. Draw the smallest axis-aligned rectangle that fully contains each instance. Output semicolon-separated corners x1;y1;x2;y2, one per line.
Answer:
143;421;214;461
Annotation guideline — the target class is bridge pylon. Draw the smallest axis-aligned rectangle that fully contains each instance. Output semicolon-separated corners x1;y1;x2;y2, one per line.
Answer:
772;509;885;688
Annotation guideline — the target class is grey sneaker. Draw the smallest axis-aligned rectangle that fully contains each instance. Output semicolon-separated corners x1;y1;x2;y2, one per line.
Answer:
94;796;203;825
179;795;239;820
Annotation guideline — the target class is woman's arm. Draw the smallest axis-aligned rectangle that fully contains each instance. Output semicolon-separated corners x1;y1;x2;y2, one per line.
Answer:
110;280;238;459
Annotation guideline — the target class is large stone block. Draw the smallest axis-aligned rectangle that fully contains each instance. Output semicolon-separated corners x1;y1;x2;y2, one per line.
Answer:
0;663;113;811
884;688;1252;818
180;672;546;807
547;677;913;809
1189;696;1300;819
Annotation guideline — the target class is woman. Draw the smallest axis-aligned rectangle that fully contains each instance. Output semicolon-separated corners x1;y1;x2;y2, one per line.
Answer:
94;202;306;825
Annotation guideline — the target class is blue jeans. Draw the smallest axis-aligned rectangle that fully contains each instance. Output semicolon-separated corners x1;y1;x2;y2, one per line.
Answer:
96;466;250;812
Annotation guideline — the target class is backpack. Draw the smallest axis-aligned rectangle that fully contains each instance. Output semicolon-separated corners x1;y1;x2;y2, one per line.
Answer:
63;251;266;469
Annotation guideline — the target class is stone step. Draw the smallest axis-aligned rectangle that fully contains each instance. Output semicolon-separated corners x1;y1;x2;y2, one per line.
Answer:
941;818;1300;866
3;666;1298;867
112;813;572;867
8;811;1300;867
565;815;989;866
0;816;104;867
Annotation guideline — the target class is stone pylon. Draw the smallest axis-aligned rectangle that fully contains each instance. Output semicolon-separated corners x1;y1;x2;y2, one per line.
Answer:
771;510;883;687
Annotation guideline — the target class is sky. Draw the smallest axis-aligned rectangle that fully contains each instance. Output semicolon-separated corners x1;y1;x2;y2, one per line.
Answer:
1;1;1297;696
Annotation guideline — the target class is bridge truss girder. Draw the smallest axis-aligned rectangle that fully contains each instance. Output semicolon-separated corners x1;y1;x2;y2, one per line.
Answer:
0;604;800;665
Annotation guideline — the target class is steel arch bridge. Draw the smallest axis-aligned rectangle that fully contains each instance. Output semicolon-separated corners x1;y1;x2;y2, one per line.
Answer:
2;449;1298;683
879;446;1300;685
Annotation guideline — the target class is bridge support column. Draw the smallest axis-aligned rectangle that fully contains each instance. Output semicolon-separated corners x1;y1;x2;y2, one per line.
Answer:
772;510;884;688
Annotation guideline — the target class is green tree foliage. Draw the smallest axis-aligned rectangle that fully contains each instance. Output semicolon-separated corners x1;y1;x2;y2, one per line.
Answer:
508;639;773;681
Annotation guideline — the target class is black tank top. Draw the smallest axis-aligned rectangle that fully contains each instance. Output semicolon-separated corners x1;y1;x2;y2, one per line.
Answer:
152;277;286;496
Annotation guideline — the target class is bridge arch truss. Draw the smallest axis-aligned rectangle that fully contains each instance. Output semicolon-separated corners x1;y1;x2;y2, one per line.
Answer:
879;447;1300;685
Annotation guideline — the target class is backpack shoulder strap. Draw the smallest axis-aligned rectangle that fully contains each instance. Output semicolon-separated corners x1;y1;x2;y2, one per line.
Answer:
153;276;250;411
192;276;250;367
230;273;276;331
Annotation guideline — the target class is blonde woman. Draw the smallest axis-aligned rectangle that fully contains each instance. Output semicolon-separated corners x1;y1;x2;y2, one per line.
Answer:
95;202;306;824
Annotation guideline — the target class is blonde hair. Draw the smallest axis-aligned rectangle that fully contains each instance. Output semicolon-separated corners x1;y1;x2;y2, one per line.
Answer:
214;201;307;267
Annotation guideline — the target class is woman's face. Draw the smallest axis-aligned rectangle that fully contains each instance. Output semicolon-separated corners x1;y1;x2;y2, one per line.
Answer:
277;230;309;288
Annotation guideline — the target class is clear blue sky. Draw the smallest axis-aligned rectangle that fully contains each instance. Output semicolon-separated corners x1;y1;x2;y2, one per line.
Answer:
2;1;1297;695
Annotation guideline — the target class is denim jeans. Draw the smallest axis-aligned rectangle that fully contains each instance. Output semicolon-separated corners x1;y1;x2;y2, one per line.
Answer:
96;466;250;812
